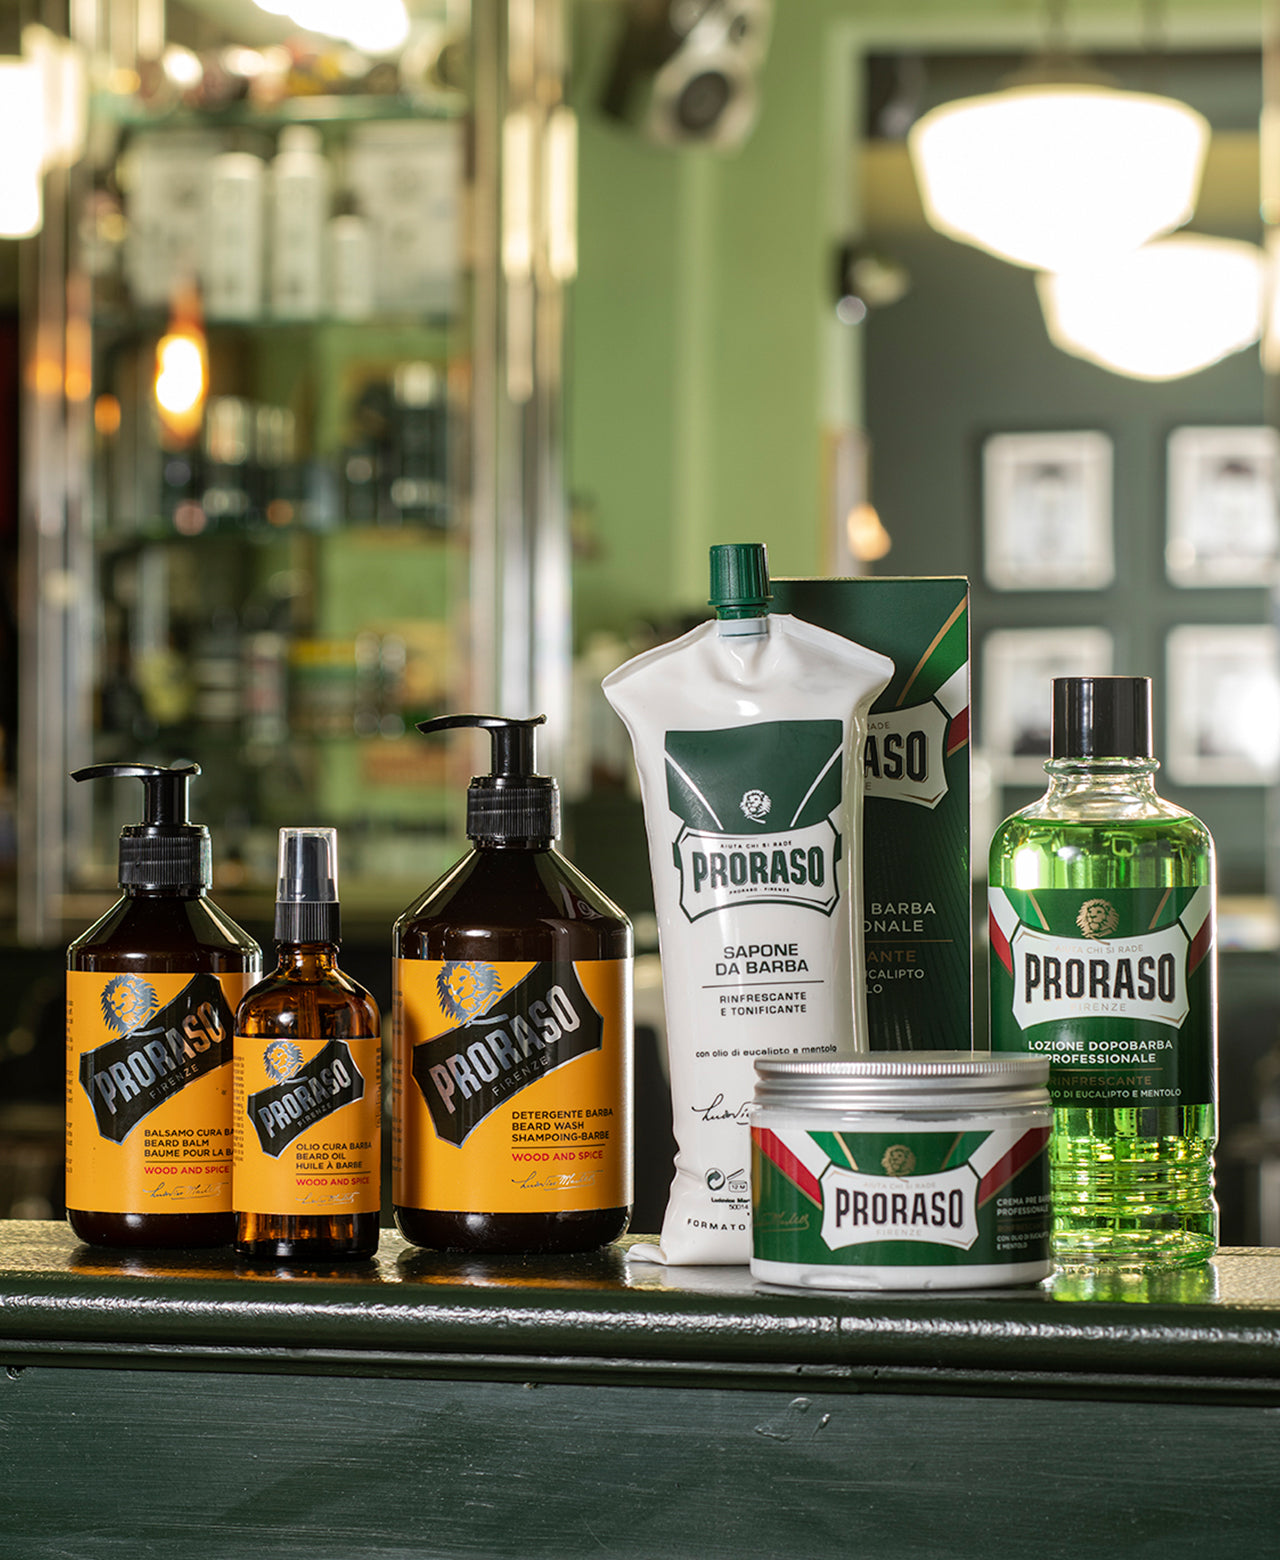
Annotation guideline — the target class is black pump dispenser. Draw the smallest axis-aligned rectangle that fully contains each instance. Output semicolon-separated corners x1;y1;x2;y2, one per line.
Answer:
71;762;212;891
416;714;560;842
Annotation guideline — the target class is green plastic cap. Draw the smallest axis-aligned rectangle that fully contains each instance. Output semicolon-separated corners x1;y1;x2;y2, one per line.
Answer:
708;542;771;620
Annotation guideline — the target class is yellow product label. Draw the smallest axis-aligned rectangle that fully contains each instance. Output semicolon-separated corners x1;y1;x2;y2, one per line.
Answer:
232;1032;381;1216
65;968;255;1215
393;957;632;1215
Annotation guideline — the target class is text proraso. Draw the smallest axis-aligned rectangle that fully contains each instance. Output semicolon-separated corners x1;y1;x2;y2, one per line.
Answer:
1009;923;1189;1031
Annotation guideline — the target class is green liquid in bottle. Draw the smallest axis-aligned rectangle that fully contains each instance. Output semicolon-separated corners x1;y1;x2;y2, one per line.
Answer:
989;754;1217;1272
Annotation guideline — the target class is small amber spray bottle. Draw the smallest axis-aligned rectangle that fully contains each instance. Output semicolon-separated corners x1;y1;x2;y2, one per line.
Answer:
233;828;382;1261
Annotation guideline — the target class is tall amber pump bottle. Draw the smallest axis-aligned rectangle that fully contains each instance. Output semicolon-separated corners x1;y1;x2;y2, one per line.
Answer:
233;828;382;1262
393;714;633;1254
65;763;261;1248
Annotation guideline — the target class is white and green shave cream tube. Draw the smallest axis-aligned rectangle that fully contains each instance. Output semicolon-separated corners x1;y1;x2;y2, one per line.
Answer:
603;543;894;1263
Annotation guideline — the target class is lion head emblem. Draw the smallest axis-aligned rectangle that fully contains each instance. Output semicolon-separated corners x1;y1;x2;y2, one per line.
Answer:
1076;899;1119;940
100;975;158;1036
437;961;502;1024
264;1040;304;1083
740;789;772;824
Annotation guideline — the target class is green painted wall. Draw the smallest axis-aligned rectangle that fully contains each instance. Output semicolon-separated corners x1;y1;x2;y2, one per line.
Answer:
569;0;841;639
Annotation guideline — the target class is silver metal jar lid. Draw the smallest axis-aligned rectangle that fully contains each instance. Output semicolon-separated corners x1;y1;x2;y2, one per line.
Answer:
753;1051;1050;1112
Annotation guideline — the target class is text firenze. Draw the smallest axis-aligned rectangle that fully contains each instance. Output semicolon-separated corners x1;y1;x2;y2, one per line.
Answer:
429;986;582;1116
833;1185;966;1231
1023;952;1178;1006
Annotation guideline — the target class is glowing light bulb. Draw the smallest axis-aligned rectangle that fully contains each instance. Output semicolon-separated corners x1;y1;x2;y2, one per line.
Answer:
154;320;208;445
909;84;1208;273
1038;235;1266;381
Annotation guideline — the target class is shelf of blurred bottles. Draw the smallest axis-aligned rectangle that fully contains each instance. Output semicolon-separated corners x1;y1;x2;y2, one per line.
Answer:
90;90;468;133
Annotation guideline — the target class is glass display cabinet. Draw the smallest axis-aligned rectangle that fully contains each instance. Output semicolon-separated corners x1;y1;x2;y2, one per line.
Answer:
17;0;574;942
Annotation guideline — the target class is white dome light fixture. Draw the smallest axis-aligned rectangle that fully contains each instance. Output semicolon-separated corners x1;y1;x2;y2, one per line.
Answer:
908;82;1209;273
1037;234;1267;381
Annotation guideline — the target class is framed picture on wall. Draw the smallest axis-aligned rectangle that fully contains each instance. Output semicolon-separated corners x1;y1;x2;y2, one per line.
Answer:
1166;426;1280;587
1166;625;1280;786
982;626;1114;784
982;431;1114;591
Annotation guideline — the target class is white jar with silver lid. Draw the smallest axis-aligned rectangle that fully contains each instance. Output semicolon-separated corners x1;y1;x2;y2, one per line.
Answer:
750;1052;1052;1291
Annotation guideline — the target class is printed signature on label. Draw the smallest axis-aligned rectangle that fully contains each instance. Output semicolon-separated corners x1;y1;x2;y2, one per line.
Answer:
512;1168;601;1193
754;1210;811;1232
692;1092;751;1124
145;1180;221;1201
295;1189;362;1208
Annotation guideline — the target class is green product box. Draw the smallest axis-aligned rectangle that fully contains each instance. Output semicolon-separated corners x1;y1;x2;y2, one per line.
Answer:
771;576;971;1051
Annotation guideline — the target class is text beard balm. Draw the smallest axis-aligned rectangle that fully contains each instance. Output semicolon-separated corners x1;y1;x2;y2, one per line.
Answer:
751;1053;1052;1291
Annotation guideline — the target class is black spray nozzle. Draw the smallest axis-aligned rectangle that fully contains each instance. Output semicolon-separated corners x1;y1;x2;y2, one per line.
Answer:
274;827;341;945
416;713;559;842
71;761;211;890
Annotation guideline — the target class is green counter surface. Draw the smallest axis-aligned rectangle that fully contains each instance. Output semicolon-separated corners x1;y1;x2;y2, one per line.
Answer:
1;1224;1278;1557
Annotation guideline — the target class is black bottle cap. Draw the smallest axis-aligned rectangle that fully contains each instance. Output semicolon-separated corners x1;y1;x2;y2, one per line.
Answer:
274;826;341;944
1052;677;1153;760
416;714;559;842
70;762;211;890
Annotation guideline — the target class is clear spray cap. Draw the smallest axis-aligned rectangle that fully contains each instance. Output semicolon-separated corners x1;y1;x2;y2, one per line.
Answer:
274;827;341;944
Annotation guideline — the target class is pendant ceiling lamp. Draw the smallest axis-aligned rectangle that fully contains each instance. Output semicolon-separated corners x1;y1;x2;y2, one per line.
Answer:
906;3;1209;274
1036;235;1266;381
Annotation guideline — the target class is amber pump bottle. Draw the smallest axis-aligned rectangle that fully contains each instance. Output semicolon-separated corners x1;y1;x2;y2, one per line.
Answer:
393;714;633;1254
233;828;381;1262
65;763;261;1248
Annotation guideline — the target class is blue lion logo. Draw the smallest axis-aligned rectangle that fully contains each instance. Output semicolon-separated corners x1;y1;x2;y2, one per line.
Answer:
437;961;502;1024
100;975;158;1036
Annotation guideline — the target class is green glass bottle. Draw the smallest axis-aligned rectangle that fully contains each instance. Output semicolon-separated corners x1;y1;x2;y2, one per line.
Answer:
988;676;1217;1270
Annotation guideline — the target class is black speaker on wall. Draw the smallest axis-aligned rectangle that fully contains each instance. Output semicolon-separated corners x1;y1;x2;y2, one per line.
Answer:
600;0;774;153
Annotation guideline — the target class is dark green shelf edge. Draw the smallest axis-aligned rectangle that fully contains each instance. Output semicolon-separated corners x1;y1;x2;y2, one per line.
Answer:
3;1224;1280;1402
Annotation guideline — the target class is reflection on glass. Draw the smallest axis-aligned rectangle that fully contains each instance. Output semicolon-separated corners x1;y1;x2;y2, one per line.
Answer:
1046;1261;1219;1305
394;1243;632;1292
